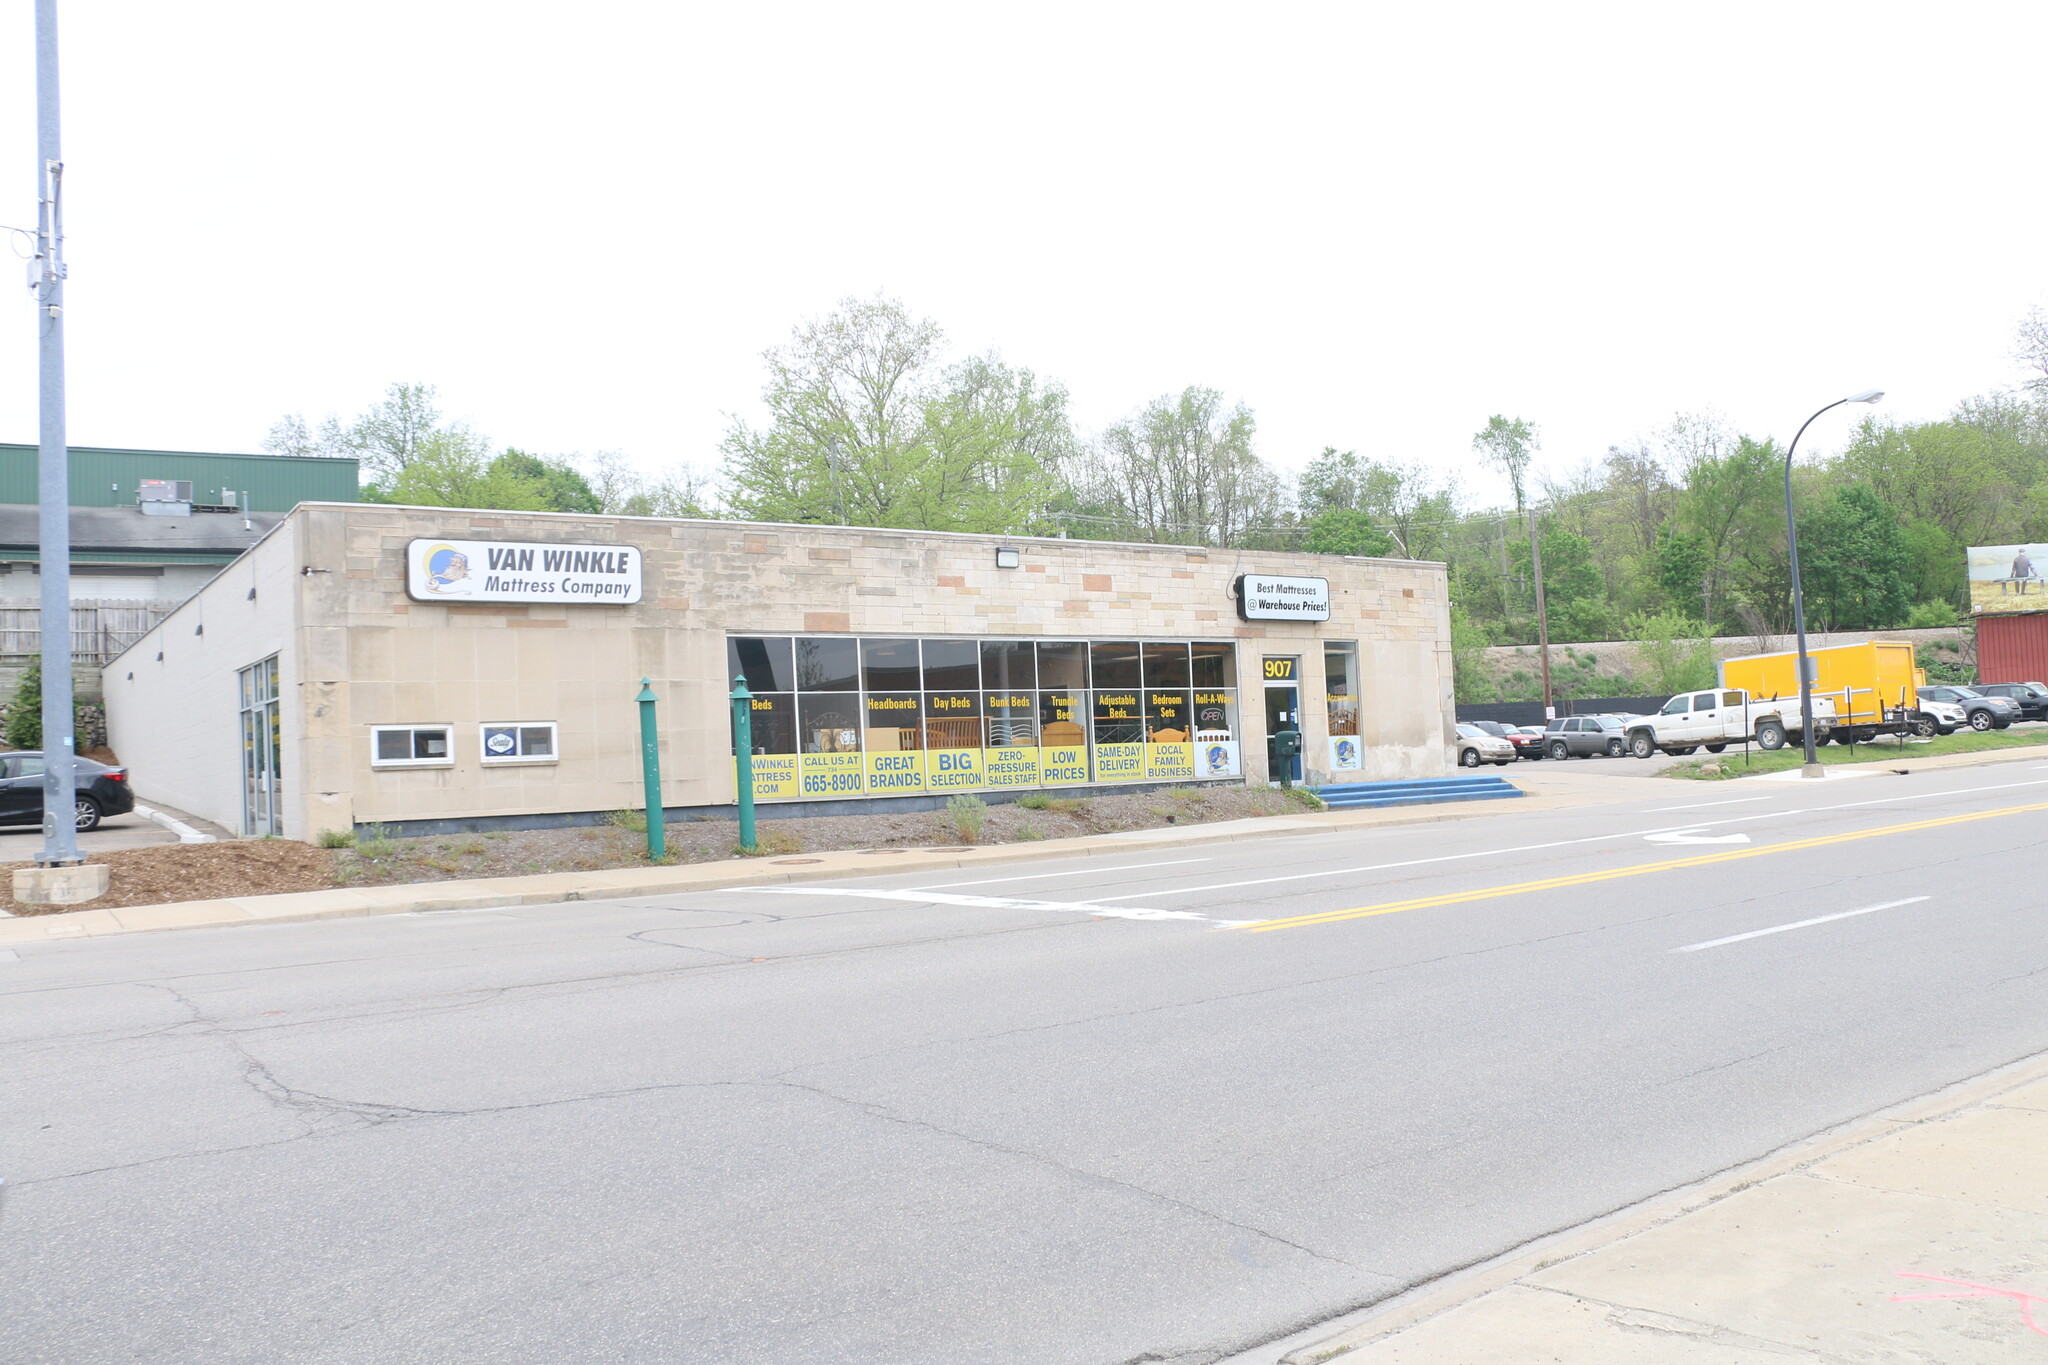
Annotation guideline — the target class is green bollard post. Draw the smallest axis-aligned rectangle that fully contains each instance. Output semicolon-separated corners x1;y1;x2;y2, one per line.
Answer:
731;676;757;853
636;678;665;862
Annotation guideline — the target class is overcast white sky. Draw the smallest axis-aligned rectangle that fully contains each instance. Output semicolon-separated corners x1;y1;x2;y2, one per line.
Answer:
4;2;2045;508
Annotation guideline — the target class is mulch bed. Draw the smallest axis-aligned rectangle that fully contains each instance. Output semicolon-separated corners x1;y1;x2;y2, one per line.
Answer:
2;841;340;916
5;784;1322;917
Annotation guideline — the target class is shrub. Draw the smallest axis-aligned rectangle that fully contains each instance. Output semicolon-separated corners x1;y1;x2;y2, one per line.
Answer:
1904;599;1961;629
736;828;802;857
357;824;397;859
4;658;41;749
1017;793;1052;810
316;828;358;849
1016;820;1045;841
946;794;987;844
1284;787;1326;812
604;808;648;834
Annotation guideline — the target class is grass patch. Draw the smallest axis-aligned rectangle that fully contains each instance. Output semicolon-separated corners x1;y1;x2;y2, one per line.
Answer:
1017;793;1052;810
1662;726;2048;780
604;808;648;834
1016;820;1045;841
735;828;803;857
316;828;357;849
1043;796;1087;815
945;794;987;844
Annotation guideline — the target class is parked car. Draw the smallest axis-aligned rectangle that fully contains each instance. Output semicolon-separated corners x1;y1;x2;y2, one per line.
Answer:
1507;724;1549;759
1918;685;2019;732
1541;714;1634;759
0;752;133;832
1970;682;2048;721
1453;722;1516;768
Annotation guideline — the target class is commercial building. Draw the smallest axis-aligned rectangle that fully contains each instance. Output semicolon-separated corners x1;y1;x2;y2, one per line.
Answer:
103;503;1456;839
0;444;356;692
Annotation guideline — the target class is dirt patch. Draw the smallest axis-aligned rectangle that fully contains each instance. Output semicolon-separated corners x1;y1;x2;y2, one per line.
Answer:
8;777;1327;916
6;785;1325;916
2;840;338;916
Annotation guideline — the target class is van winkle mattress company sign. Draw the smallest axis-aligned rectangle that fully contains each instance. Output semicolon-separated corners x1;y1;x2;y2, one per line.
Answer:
1235;573;1330;621
406;539;643;604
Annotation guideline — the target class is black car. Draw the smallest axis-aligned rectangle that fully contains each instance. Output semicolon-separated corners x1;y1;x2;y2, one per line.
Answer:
0;751;134;831
1970;682;2048;721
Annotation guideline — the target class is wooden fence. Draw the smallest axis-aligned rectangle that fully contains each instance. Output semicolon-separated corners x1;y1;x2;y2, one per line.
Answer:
0;600;173;664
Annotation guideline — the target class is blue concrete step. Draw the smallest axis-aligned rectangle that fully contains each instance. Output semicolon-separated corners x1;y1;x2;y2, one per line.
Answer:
1312;774;1524;810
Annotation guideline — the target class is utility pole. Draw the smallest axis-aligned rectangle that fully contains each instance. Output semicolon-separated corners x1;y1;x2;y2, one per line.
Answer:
33;0;81;868
1528;507;1554;714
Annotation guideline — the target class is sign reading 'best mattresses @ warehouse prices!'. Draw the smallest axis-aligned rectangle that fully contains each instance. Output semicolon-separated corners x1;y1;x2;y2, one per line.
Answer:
406;538;643;604
1235;573;1330;621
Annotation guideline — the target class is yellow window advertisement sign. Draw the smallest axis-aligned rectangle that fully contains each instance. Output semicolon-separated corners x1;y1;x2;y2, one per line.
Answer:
925;747;985;791
983;747;1041;788
1145;742;1196;780
865;750;925;794
1039;745;1089;785
750;754;800;801
1094;742;1146;782
800;752;865;798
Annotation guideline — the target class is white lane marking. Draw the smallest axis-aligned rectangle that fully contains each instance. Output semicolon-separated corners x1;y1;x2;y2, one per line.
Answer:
1672;897;1930;953
912;857;1212;891
1087;774;2048;904
736;885;1262;928
1644;829;1752;846
1648;796;1775;812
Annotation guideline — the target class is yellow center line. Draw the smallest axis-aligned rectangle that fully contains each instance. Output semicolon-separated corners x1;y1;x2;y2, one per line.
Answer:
1236;800;2048;933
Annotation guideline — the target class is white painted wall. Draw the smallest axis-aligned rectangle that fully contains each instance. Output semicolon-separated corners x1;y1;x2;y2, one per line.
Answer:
102;524;301;835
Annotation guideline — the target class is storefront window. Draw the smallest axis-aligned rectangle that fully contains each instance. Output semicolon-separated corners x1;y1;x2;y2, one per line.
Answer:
796;637;858;692
860;638;920;692
981;639;1036;693
1089;641;1141;688
1143;642;1191;687
1325;642;1360;737
1036;640;1088;688
728;636;793;693
1191;641;1237;688
726;634;1249;797
798;695;861;753
920;638;980;690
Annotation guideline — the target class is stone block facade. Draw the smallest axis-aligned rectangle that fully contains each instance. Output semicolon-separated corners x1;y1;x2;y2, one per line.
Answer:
104;505;1456;839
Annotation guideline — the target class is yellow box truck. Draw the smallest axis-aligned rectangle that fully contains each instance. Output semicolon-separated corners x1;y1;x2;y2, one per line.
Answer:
1718;640;1926;743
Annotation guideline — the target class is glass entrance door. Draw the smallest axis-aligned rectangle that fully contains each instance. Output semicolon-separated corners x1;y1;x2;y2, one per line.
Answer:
1264;684;1300;782
239;656;282;836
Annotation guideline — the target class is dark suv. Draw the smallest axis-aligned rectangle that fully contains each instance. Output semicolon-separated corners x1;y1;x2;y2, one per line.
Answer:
0;752;134;831
1970;682;2048;721
1542;714;1633;759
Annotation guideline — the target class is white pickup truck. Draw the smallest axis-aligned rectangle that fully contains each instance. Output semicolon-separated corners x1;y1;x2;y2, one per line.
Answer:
1624;688;1836;758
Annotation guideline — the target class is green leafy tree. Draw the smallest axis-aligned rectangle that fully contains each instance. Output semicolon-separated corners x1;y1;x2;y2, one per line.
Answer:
722;297;1073;534
1627;611;1716;695
5;656;42;749
1796;484;1911;631
1076;386;1280;546
490;450;602;513
1304;509;1396;557
1449;601;1498;702
372;432;551;511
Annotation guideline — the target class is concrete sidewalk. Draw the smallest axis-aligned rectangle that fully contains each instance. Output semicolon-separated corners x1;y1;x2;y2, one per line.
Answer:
1263;1049;2048;1363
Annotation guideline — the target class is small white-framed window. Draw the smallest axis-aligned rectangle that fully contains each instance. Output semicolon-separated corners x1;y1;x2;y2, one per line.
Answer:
371;724;453;767
479;722;558;765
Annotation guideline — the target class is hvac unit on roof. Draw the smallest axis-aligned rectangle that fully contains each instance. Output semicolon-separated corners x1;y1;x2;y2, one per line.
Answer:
137;480;194;502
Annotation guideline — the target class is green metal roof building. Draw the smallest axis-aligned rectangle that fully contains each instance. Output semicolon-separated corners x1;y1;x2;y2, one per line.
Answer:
0;443;360;512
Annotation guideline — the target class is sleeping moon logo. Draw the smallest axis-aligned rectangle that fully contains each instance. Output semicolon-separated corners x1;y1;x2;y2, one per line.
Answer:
421;544;473;595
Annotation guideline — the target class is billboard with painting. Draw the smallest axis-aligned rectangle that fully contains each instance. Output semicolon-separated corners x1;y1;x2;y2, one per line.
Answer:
1969;544;2048;614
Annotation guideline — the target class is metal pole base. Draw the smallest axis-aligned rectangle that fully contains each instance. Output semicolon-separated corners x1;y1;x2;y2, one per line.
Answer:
1800;762;1826;779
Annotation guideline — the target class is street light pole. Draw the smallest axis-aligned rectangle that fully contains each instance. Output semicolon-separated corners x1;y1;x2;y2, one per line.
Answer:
1783;389;1884;778
32;0;81;868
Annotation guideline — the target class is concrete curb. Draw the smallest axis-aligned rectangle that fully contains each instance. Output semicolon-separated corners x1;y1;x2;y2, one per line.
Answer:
0;789;1601;945
1230;1045;2048;1364
132;802;215;844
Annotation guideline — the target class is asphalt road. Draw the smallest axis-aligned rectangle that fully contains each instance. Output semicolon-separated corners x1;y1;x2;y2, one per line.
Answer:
7;763;2048;1363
